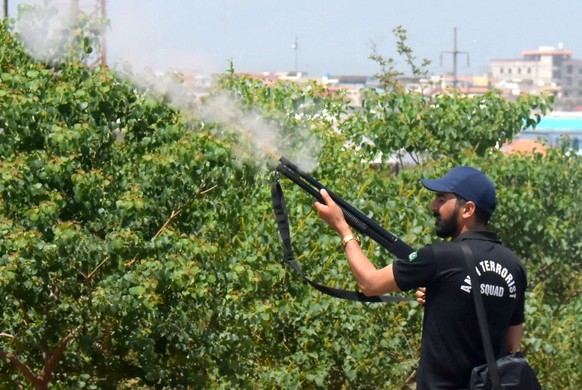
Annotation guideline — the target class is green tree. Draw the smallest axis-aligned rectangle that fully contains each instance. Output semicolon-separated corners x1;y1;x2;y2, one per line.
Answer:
0;19;580;390
0;18;256;388
369;25;431;93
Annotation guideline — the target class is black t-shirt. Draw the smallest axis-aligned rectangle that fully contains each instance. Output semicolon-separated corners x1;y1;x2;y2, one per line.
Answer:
393;231;527;390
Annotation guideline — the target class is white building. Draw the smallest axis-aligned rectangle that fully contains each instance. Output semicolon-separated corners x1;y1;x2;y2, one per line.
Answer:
490;46;572;88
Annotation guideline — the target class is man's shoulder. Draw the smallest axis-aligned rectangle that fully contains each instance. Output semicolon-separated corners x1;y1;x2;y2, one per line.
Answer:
429;240;460;257
433;234;521;264
455;230;502;244
456;231;524;271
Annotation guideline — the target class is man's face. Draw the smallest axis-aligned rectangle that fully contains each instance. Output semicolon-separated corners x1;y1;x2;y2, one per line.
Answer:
430;192;462;238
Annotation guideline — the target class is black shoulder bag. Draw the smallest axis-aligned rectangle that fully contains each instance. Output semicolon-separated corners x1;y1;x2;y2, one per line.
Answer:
459;242;542;390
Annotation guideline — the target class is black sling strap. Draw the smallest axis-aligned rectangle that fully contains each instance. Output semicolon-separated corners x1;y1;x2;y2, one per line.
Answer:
459;242;502;389
271;180;412;303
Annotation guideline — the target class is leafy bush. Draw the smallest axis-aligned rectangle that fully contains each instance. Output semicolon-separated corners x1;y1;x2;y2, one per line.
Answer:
1;19;580;389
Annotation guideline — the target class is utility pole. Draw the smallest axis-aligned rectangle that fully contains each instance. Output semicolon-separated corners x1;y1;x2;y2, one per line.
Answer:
69;0;107;67
98;0;106;66
70;0;79;14
3;0;8;19
291;36;298;74
440;27;469;89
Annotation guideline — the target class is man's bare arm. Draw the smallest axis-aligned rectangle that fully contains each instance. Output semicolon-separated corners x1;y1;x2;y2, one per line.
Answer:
315;189;400;296
504;324;523;353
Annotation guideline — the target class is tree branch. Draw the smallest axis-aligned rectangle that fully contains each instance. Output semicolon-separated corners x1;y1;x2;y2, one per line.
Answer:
86;256;110;281
41;326;81;384
0;348;41;387
126;184;218;269
79;256;110;282
153;184;218;240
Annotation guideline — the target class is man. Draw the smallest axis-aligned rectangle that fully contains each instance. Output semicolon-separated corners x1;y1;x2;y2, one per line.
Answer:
315;166;527;389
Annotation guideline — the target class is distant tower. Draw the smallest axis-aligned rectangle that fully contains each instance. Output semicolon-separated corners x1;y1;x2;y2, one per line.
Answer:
291;36;298;73
440;27;469;89
71;0;107;67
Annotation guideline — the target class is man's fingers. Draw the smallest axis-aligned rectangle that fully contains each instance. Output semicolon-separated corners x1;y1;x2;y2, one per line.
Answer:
314;189;339;218
415;287;426;305
319;188;331;204
314;189;330;209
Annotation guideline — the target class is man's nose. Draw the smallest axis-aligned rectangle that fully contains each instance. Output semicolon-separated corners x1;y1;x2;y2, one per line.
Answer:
430;199;438;213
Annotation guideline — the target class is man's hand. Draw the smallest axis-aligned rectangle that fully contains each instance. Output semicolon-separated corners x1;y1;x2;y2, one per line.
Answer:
315;189;401;296
415;287;426;305
314;189;351;237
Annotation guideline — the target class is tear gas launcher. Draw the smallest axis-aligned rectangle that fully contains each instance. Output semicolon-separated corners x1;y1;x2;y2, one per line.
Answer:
271;156;416;303
273;157;415;259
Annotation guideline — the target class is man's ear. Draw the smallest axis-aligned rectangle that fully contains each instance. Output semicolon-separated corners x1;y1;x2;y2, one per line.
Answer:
462;201;477;218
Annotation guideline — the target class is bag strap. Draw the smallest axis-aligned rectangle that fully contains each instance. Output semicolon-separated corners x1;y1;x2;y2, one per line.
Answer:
271;179;412;303
459;242;501;390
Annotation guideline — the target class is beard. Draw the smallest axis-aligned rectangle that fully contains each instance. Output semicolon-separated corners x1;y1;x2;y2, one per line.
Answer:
434;207;461;238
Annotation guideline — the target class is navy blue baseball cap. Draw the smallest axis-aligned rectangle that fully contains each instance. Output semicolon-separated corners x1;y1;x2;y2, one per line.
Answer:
421;166;496;216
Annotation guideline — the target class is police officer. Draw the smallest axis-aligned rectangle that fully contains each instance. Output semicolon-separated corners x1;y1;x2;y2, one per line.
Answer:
315;166;527;389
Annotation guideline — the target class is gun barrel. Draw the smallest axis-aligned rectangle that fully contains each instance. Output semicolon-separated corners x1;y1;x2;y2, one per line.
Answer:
275;159;415;259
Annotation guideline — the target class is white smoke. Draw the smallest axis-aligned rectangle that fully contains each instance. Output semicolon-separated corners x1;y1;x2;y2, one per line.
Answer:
12;1;322;172
15;2;104;64
123;69;321;171
16;4;75;62
197;93;281;159
196;91;324;172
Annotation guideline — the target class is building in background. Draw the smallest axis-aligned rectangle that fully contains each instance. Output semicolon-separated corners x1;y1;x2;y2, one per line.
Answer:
489;45;582;110
559;58;582;110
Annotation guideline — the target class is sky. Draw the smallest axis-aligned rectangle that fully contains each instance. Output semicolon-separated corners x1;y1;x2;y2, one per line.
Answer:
7;0;582;77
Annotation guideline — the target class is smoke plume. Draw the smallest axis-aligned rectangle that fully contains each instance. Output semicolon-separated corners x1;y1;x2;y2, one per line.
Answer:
15;2;105;64
12;2;321;171
124;69;322;171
